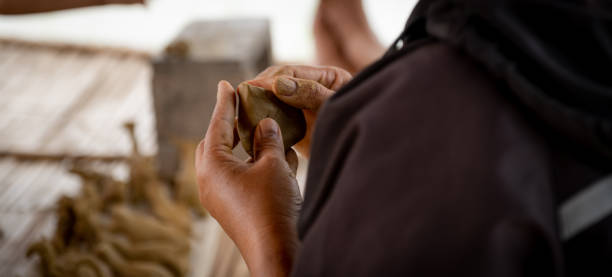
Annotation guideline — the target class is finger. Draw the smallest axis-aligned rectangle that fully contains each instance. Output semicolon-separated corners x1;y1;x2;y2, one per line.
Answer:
249;65;351;91
253;118;285;162
233;119;240;149
204;81;237;156
272;76;334;111
286;148;298;176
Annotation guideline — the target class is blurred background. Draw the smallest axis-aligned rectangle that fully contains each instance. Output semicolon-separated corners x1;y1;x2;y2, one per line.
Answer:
0;0;416;276
0;0;415;62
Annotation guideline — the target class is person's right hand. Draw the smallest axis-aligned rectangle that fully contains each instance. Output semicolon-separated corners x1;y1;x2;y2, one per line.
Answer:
248;65;352;159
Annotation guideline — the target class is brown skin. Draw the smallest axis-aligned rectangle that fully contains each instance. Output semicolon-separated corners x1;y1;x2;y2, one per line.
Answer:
196;67;352;276
249;65;352;158
314;0;385;74
0;0;144;15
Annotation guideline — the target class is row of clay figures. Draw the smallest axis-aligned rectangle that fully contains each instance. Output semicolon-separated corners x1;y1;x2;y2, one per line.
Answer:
26;122;205;277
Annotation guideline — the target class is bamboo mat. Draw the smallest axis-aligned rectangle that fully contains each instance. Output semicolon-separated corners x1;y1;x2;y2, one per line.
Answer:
0;40;247;277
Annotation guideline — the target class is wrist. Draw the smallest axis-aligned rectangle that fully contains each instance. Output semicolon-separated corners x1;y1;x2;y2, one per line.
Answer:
250;234;298;277
237;221;299;277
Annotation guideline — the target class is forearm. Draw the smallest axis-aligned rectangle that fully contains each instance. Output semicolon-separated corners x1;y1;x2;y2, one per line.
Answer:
0;0;143;15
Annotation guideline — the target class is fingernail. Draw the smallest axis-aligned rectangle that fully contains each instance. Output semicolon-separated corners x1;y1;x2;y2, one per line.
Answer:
258;118;279;139
276;77;297;96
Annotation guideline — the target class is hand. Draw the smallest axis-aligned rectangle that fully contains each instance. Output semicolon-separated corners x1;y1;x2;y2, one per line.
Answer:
195;81;302;277
249;65;352;158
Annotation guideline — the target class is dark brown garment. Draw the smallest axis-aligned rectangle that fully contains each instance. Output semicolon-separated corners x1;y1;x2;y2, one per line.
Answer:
293;27;611;277
295;41;554;276
293;1;612;276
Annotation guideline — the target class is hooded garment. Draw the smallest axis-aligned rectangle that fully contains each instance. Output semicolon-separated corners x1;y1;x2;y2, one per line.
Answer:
293;0;612;276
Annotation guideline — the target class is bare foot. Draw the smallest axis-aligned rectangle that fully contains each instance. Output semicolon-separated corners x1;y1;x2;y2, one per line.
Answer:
314;0;386;74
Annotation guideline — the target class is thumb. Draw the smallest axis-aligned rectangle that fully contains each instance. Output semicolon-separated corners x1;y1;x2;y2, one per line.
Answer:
273;76;334;111
253;118;285;161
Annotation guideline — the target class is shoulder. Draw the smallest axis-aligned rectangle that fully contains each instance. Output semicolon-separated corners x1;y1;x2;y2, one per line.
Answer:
296;41;562;276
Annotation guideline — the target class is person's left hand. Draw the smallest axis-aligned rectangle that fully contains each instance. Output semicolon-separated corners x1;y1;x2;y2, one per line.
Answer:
248;65;352;159
195;81;302;277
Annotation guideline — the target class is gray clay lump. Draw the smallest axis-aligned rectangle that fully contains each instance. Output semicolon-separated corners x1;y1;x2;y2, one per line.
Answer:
236;83;306;156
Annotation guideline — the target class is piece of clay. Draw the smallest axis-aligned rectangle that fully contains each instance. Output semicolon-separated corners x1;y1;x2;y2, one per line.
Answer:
237;83;306;156
70;167;127;207
96;242;173;277
27;239;58;276
102;233;188;277
109;205;190;251
27;239;112;277
52;196;105;250
145;180;192;235
72;254;113;277
26;122;199;277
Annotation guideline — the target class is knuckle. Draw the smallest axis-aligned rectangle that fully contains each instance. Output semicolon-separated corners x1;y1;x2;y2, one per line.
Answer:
297;82;327;107
259;154;282;167
332;65;351;76
318;68;335;86
206;144;230;158
341;68;352;79
275;65;293;76
256;65;279;78
327;66;352;89
269;65;284;74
